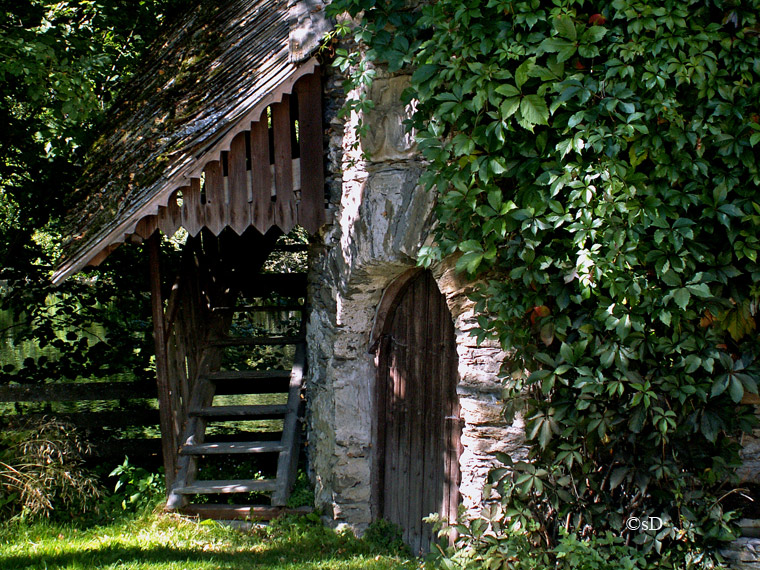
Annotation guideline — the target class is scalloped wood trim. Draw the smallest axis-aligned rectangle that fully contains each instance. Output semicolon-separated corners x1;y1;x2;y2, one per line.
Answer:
53;59;319;286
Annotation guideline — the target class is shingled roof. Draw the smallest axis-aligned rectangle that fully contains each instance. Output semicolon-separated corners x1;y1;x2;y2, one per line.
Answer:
52;0;330;285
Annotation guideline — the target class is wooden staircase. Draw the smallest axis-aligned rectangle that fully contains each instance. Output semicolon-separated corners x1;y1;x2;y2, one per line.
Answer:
166;272;308;520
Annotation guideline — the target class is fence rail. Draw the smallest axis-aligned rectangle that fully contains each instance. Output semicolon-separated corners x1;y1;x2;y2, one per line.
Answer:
0;380;163;465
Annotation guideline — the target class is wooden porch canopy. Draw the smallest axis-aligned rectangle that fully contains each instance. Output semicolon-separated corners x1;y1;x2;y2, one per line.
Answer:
52;0;330;285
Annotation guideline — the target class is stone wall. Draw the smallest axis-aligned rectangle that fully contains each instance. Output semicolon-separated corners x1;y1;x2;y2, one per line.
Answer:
722;538;760;570
303;31;758;564
305;58;527;531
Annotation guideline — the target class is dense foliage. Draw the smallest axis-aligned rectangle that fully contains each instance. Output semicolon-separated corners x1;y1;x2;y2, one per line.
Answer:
329;0;760;565
1;1;183;389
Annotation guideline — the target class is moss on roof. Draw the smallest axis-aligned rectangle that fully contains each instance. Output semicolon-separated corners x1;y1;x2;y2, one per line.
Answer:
56;0;322;281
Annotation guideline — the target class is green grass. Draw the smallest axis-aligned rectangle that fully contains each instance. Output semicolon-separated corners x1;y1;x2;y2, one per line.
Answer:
0;511;419;570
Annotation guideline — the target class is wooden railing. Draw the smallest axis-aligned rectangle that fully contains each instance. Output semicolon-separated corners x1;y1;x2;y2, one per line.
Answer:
0;380;162;464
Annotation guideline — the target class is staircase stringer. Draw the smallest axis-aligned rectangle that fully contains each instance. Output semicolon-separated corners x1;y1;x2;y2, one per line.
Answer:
272;335;307;506
166;373;215;510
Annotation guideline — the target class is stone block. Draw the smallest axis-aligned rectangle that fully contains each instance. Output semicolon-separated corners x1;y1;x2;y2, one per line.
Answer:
459;395;503;426
361;75;417;161
332;502;373;526
721;538;760;569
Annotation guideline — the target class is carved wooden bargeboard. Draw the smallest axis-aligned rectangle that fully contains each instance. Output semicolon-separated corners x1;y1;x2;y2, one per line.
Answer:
132;72;324;241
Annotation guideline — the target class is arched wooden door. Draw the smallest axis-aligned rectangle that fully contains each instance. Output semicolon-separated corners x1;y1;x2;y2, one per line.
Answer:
373;270;462;555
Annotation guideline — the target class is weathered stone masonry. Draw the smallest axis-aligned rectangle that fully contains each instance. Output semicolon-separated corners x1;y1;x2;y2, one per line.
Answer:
303;35;758;566
305;62;528;531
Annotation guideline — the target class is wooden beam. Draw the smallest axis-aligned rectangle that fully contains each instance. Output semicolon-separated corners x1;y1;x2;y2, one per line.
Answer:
179;504;313;521
250;118;273;234
0;381;155;402
228;132;251;235
272;96;296;233
11;410;160;429
148;232;177;489
296;71;325;234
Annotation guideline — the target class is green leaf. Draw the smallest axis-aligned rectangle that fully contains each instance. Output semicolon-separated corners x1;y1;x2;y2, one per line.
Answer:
567;111;585;128
501;96;521;119
540;37;576;58
718;203;743;217
515;59;534;89
456;251;484;274
487;190;502;211
560;342;574;363
494;451;513;467
554;15;577;41
687;283;711;298
673;288;690;310
577;44;600;59
520;95;549;127
412;64;438;84
610;467;628;490
729;376;744;403
459;240;483;253
711;376;729;397
495;84;520;97
582;26;607;43
538;419;553;449
684;354;701;374
700;412;722;443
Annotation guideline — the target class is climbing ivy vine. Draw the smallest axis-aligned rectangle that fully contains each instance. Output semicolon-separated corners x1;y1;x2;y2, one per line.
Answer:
329;0;760;566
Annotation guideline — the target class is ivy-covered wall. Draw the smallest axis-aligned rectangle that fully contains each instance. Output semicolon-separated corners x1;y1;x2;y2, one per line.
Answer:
323;0;759;565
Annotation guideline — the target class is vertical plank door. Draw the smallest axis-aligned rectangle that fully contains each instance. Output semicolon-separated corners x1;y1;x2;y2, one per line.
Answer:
376;270;461;555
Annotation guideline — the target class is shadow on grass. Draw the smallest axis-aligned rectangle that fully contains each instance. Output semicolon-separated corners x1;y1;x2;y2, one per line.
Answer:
0;533;407;570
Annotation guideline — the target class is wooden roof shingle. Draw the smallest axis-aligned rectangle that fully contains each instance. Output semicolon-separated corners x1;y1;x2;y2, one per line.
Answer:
53;0;329;284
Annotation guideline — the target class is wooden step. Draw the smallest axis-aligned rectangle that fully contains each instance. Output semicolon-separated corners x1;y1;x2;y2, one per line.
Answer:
207;371;291;395
180;441;285;455
212;303;305;313
205;370;291;381
174;479;277;495
213;378;289;396
189;404;287;420
204;431;283;443
179;504;313;521
205;335;304;348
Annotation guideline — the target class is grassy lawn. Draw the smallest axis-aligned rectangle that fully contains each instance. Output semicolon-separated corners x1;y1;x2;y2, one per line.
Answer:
0;511;419;570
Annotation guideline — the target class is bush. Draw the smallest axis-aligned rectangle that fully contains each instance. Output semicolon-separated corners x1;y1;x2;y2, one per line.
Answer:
0;417;101;519
431;525;682;570
105;456;165;512
286;470;315;509
363;518;408;555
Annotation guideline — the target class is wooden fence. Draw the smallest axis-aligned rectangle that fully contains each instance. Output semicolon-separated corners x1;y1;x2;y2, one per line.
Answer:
0;380;163;467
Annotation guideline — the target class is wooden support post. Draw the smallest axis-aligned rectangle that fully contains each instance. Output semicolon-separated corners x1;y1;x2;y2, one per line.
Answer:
147;232;177;490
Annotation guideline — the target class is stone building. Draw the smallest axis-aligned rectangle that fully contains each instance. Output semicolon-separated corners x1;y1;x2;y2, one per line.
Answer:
48;0;522;554
306;63;527;548
49;0;756;560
